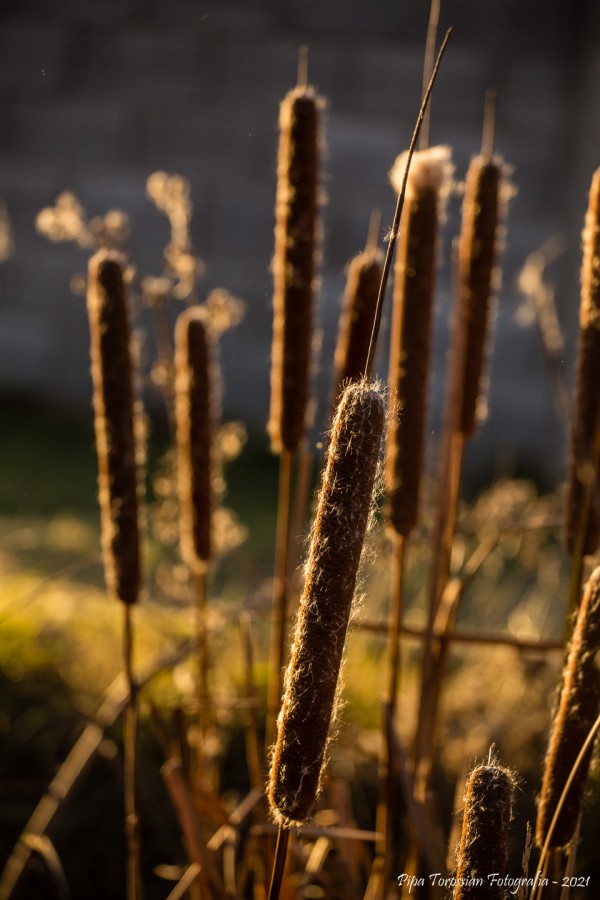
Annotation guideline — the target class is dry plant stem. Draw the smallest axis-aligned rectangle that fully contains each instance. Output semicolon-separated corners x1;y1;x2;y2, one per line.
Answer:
385;535;406;714
565;168;600;559
290;445;314;574
240;614;264;792
536;567;600;850
0;638;194;900
267;827;290;900
413;430;464;793
419;0;440;151
123;604;142;900
266;445;295;751
365;27;453;377
192;568;210;764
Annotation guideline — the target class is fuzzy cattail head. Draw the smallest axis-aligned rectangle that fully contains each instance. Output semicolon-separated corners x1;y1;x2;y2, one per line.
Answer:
333;248;383;399
268;85;322;454
456;154;509;438
87;251;141;606
174;307;216;572
536;565;600;849
453;762;514;900
268;382;385;826
386;146;453;537
565;168;600;556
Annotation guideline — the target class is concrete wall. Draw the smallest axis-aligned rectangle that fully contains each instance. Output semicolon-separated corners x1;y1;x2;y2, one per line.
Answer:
0;0;596;482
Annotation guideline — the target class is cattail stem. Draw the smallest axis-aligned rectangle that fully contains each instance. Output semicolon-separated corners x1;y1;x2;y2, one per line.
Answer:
452;762;514;900
536;566;600;850
123;604;142;900
267;826;290;900
385;535;406;713
268;383;385;827
266;446;295;751
192;569;210;761
565;168;600;563
86;251;142;899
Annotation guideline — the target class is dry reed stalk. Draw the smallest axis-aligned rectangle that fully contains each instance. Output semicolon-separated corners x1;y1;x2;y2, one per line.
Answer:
268;84;321;455
452;762;514;900
536;565;600;849
333;247;383;400
455;153;507;438
386;145;453;539
414;150;509;795
565;168;600;559
87;250;142;900
174;306;215;573
87;251;141;607
268;382;385;827
174;307;217;761
266;81;322;751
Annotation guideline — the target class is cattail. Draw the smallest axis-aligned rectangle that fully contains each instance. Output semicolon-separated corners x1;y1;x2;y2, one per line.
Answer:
174;307;216;572
268;382;385;826
386;146;453;537
565;168;600;556
453;763;514;900
268;84;322;454
333;248;383;398
536;565;600;848
456;153;508;438
87;250;141;606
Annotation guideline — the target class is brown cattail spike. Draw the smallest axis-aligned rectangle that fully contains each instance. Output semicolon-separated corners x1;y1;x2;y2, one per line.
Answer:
174;307;215;572
453;763;514;900
536;565;600;848
268;84;321;454
386;147;453;537
268;382;385;826
456;154;506;437
87;251;141;606
333;248;384;398
565;168;600;556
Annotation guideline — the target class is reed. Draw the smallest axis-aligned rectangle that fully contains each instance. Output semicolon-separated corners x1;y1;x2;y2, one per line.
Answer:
87;251;141;607
86;250;142;900
565;167;600;559
333;247;383;401
268;83;321;456
536;565;600;849
386;145;453;539
268;381;385;827
174;306;215;574
452;761;514;900
266;78;323;749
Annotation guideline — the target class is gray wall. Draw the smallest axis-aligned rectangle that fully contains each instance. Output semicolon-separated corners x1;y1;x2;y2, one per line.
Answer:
0;0;596;482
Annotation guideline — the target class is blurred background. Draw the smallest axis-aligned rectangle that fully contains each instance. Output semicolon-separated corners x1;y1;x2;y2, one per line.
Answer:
0;0;598;486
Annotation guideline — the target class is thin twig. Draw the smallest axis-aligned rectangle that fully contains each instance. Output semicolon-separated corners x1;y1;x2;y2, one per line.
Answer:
123;604;142;900
267;827;290;900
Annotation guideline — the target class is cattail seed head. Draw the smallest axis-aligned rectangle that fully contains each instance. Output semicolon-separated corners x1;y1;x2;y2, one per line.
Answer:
268;85;322;454
174;307;216;572
333;248;383;398
453;763;514;900
268;382;385;826
536;565;600;849
565;168;600;556
386;146;453;537
87;251;141;606
456;154;508;437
